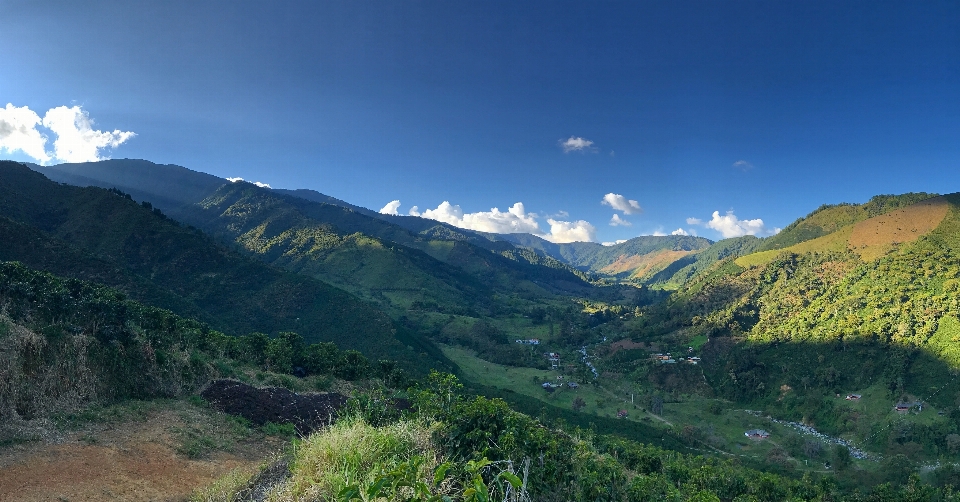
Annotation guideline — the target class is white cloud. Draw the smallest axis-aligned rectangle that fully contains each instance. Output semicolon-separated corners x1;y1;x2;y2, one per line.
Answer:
601;193;642;215
0;104;134;164
0;104;51;163
686;210;780;238
42;106;135;163
226;177;272;188
651;230;667;236
733;159;754;171
379;200;402;215
609;214;631;227
601;240;627;246
405;199;596;243
560;136;596;153
671;228;689;236
546;218;596;243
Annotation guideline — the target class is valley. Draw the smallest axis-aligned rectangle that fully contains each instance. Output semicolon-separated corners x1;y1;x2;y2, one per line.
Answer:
3;159;960;499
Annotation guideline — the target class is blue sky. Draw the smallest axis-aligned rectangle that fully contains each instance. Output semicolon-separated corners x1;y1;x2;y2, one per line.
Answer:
2;1;959;243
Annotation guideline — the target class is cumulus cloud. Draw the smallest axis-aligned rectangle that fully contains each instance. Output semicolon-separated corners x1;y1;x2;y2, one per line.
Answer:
43;106;135;163
0;103;134;164
601;239;627;247
404;199;596;243
560;136;596;153
379;200;402;215
671;228;690;236
0;104;51;163
733;160;754;171
686;217;703;225
226;177;271;188
546;218;596;243
601;193;642;215
609;214;631;227
686;210;780;238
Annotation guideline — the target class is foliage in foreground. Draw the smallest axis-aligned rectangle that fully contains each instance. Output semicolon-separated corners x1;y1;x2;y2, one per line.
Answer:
195;372;960;501
0;261;406;425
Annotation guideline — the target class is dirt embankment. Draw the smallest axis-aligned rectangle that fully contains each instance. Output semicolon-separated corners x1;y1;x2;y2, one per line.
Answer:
201;379;349;435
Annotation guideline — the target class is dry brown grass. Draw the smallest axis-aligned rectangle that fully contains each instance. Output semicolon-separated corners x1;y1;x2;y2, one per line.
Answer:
849;196;950;261
0;404;281;502
600;249;695;277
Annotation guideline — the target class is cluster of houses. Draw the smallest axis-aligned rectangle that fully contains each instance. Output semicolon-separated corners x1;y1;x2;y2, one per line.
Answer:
541;381;580;391
652;353;701;365
515;338;541;345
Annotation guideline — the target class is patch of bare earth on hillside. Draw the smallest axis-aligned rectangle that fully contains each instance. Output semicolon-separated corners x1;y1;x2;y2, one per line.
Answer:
0;403;285;502
600;249;694;277
849;196;950;261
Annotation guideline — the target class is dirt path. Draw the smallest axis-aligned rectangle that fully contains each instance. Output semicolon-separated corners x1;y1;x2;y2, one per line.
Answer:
0;406;281;502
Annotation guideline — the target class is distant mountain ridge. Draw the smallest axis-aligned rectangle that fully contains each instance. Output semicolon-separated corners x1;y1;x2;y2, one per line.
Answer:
26;160;596;314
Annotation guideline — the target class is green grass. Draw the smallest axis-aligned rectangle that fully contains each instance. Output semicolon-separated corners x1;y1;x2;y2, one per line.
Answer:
445;344;667;422
272;418;440;501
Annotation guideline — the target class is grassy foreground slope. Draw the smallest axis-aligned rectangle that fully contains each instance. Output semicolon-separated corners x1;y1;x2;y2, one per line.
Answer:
0;161;439;367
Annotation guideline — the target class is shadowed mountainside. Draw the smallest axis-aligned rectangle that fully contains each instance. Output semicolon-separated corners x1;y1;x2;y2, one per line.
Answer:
0;161;441;369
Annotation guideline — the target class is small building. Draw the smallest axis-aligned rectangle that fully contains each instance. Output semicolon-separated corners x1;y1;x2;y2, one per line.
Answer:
516;338;541;345
661;359;677;364
845;394;862;401
744;429;770;440
895;401;923;413
685;357;701;365
568;382;579;389
617;409;629;419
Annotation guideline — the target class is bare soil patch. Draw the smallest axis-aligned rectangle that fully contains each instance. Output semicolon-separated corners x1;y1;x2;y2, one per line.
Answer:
607;339;649;355
849;196;950;260
600;249;694;277
0;402;283;502
200;380;348;435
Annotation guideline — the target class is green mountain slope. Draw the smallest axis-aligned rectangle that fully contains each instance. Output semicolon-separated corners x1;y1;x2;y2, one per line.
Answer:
643;235;764;288
0;161;439;368
173;182;593;313
628;193;960;407
756;192;938;252
28;160;593;305
486;233;713;273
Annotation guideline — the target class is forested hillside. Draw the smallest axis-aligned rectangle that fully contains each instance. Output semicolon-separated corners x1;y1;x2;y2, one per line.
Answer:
0;161;439;369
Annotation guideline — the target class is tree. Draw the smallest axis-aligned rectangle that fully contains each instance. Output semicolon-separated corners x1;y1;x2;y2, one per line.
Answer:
572;396;586;412
651;395;664;416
